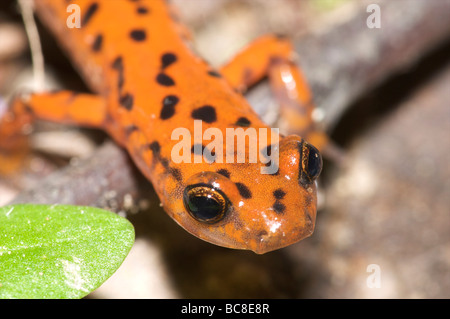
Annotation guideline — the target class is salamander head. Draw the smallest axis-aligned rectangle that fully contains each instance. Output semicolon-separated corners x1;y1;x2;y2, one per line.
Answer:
164;135;322;254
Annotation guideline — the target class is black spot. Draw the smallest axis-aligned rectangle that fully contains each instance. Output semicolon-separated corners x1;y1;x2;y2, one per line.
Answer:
207;70;222;78
160;157;170;169
111;56;123;70
125;125;138;136
191;144;205;155
23;103;34;114
119;93;134;110
161;53;177;69
111;56;124;91
169;167;182;181
160;95;179;119
261;144;272;157
272;201;286;214
137;6;149;14
117;76;124;91
235;183;252;199
262;145;279;175
81;2;99;27
191;106;216;123
267;165;280;176
148;145;182;182
235;117;251;127
273;189;286;200
130;29;147;41
148;141;161;156
156;73;175;86
216;169;231;178
91;34;103;52
203;149;216;164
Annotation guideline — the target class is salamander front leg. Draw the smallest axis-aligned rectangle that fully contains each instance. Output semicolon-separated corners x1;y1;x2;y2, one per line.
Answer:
0;90;107;157
220;35;328;151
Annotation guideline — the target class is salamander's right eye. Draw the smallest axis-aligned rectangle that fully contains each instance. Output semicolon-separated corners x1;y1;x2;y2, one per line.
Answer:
301;142;323;183
183;183;229;224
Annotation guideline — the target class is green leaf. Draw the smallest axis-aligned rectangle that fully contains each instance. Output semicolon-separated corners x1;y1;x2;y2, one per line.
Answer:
0;204;134;299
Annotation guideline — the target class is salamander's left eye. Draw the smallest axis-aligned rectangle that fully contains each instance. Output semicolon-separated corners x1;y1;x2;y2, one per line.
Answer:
301;142;323;182
183;183;228;224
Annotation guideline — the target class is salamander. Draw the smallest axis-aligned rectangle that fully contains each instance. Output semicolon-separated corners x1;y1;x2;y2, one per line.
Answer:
0;0;325;254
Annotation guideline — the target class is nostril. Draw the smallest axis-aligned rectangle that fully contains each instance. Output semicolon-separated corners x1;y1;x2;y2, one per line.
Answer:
258;230;268;237
257;230;269;242
251;230;271;254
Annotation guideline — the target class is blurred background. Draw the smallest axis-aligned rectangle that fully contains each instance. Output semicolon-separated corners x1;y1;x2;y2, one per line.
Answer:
0;0;449;298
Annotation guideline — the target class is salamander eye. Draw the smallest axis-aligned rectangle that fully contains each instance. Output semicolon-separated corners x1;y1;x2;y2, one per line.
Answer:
183;183;228;223
301;142;323;182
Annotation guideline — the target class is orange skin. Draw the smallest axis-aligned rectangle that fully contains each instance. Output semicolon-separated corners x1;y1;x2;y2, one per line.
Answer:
0;0;325;254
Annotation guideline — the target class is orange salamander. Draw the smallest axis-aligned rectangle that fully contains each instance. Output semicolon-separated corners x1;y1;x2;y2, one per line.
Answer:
0;0;325;254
